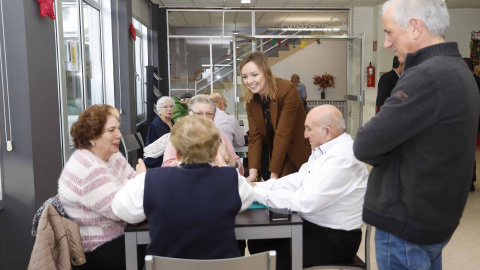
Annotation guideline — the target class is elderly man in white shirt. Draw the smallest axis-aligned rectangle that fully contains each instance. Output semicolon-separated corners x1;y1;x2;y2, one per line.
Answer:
247;104;368;269
210;93;245;148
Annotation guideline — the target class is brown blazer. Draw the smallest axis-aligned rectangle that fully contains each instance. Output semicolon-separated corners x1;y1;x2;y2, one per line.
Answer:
246;78;311;177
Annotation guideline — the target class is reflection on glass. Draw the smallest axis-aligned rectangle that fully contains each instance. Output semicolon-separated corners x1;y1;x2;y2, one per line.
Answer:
169;38;210;97
135;37;144;117
83;3;104;106
62;1;83;147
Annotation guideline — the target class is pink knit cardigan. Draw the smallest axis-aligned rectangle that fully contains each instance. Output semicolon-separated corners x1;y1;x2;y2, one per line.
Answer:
58;149;136;252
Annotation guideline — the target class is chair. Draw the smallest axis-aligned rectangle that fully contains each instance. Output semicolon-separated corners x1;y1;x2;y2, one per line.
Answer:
145;251;276;270
121;132;145;165
303;224;372;270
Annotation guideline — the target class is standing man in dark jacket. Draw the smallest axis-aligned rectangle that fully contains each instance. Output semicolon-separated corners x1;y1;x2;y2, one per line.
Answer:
375;56;403;113
353;0;480;269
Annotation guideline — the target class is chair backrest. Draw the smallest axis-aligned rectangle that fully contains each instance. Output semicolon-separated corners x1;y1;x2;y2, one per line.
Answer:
145;251;276;270
121;132;145;165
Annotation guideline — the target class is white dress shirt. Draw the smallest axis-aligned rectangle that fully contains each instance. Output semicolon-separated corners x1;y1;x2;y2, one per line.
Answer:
253;133;368;230
112;169;254;224
214;107;245;148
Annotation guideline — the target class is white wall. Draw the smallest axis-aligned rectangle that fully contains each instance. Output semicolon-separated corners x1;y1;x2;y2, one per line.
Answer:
353;7;480;126
270;40;347;101
132;0;150;27
446;9;480;58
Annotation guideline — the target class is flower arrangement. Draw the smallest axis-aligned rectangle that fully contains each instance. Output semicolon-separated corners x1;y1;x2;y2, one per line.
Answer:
313;73;335;90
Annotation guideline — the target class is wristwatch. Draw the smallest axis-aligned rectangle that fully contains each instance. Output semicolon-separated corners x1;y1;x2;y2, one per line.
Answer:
224;154;231;164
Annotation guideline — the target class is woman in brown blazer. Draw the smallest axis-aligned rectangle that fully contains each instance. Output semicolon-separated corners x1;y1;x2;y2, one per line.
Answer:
240;52;311;182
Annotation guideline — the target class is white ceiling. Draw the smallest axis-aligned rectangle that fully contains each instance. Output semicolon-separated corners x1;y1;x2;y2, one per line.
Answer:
149;0;480;9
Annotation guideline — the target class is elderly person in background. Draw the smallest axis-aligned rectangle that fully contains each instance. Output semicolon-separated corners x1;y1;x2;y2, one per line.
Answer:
162;95;244;175
145;96;175;168
210;93;245;148
58;104;146;270
113;115;253;260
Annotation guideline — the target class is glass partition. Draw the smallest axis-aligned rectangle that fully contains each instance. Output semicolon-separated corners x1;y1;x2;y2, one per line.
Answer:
83;2;104;106
346;35;364;138
56;0;108;162
169;37;210;98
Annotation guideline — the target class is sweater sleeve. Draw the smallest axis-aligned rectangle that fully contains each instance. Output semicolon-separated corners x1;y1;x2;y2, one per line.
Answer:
59;151;134;222
354;68;441;165
222;133;244;175
112;172;147;224
161;142;179;167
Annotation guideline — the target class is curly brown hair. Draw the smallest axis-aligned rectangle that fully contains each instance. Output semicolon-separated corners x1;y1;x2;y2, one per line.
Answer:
70;104;120;149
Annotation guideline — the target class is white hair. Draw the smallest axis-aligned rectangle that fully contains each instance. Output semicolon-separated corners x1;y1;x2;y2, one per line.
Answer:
187;94;217;118
383;0;449;38
156;96;175;111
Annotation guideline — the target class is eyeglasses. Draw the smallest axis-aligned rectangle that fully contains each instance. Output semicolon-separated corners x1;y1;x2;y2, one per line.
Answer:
220;102;228;109
190;110;214;118
160;105;174;109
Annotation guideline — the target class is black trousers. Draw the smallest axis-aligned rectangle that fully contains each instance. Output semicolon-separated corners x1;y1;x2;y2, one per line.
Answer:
73;235;126;270
73;236;147;270
248;219;362;270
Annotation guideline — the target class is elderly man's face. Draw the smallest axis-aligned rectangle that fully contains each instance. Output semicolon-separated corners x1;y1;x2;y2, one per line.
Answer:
382;4;414;64
304;114;327;149
190;102;215;120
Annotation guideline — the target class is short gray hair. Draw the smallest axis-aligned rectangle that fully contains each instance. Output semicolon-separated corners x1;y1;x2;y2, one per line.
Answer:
188;94;216;117
156;96;174;111
383;0;449;38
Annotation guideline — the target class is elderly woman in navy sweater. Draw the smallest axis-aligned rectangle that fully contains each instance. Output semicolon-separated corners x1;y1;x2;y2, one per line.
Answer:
112;115;254;260
144;96;175;167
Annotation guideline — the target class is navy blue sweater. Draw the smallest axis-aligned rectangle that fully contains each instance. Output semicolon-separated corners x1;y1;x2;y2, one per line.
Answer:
144;164;242;259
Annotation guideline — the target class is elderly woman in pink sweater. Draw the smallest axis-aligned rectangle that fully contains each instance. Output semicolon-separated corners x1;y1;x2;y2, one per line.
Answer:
58;104;146;270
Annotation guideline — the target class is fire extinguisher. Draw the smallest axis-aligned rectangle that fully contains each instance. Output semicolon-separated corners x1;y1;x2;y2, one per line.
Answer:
367;62;375;87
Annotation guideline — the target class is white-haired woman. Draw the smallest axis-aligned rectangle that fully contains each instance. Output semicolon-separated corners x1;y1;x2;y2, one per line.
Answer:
145;96;175;167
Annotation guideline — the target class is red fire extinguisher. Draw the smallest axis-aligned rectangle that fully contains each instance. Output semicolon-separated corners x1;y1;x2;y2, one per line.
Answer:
367;62;375;87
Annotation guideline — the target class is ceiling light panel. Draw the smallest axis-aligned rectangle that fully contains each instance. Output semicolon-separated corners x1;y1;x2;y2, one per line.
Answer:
283;0;320;8
314;0;351;7
253;0;290;7
344;0;384;7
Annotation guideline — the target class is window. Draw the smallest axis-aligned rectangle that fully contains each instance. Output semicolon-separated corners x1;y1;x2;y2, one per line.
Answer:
133;18;148;122
56;0;111;162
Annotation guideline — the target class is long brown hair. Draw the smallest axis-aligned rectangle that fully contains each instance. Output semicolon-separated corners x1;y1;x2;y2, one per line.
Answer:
239;52;278;103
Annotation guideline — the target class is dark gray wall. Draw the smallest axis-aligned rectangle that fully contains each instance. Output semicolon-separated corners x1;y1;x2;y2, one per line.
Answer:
0;0;62;269
113;0;136;135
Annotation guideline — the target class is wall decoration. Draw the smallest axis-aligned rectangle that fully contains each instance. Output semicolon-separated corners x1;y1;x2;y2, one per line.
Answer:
130;23;136;41
36;0;55;20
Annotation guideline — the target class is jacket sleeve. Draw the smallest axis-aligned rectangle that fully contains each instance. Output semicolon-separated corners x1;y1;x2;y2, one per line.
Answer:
354;68;441;165
269;83;303;174
246;102;263;171
376;72;396;113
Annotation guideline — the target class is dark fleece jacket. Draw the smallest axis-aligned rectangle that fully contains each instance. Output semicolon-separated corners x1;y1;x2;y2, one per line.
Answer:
354;42;480;245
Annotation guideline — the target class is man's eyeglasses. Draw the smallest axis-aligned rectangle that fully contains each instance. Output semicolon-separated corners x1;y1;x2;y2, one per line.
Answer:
221;102;228;109
190;110;214;118
160;105;174;109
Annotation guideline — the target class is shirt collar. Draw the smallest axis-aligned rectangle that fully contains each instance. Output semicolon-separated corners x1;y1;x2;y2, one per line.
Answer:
318;132;348;155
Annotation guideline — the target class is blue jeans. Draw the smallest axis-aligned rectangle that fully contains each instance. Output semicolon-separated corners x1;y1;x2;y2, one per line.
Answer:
375;228;450;270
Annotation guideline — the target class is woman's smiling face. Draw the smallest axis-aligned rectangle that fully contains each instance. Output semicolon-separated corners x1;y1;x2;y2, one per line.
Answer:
241;61;267;97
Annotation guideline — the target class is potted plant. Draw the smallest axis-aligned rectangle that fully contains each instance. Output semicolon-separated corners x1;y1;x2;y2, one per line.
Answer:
313;73;335;99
